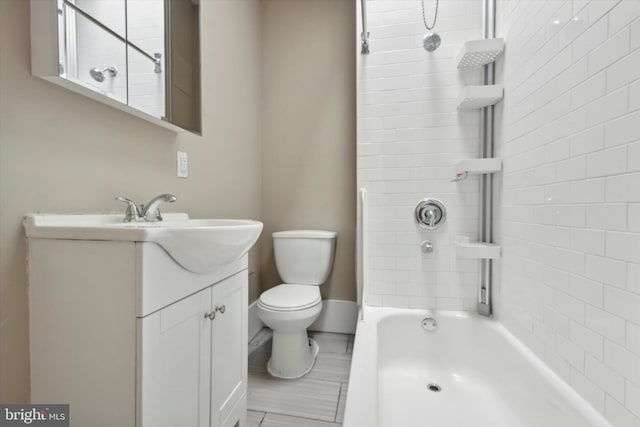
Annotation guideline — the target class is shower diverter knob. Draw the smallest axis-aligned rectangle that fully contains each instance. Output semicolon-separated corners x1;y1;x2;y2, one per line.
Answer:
421;241;434;254
415;199;446;230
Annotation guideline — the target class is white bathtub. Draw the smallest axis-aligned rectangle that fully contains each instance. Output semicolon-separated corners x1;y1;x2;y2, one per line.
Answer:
343;307;611;427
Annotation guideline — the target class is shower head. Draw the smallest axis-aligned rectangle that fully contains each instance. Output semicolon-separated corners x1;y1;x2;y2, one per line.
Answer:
89;68;105;82
423;33;441;52
89;66;118;83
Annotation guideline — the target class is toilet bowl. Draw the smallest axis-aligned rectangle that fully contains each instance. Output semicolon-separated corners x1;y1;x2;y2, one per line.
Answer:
257;285;323;378
256;230;336;379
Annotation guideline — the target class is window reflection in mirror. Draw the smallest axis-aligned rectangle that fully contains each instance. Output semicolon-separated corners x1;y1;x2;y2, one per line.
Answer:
53;0;200;134
57;0;129;104
126;0;166;119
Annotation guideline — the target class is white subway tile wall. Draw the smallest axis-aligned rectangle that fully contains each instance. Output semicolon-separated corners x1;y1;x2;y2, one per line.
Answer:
125;0;166;118
357;0;484;311
495;0;640;425
75;1;128;103
74;0;165;117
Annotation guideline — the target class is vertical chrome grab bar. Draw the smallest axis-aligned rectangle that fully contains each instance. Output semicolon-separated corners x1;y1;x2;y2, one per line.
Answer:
357;188;368;321
477;0;496;317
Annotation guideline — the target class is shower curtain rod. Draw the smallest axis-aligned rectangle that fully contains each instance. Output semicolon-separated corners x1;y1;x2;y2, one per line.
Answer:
62;0;162;70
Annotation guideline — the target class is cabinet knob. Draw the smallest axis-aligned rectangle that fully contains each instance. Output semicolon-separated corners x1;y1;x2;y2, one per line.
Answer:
204;305;225;321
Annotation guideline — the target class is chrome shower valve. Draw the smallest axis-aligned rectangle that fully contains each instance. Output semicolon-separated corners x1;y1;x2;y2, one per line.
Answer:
415;199;446;230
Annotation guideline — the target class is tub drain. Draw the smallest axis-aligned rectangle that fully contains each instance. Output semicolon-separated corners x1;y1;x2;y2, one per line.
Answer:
427;383;442;392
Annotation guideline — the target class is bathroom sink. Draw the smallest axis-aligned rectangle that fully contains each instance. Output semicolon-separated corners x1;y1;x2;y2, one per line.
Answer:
23;213;263;273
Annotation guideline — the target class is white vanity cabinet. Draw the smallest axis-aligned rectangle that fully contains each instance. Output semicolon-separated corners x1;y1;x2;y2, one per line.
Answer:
138;272;247;427
27;237;249;427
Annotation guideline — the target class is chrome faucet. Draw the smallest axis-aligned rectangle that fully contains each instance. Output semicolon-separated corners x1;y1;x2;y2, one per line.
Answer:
141;194;177;222
115;194;177;222
414;198;446;230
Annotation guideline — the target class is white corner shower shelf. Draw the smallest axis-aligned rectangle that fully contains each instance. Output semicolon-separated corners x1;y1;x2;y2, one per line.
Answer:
455;239;501;260
457;38;505;69
457;85;504;110
452;158;502;180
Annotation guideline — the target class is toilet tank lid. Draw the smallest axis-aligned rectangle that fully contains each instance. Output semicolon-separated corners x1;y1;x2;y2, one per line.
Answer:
272;230;337;239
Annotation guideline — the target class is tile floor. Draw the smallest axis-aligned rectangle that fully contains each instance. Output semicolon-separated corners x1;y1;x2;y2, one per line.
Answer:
247;329;354;427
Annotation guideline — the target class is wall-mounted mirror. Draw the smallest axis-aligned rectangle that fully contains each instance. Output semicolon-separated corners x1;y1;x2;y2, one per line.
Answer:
31;0;201;134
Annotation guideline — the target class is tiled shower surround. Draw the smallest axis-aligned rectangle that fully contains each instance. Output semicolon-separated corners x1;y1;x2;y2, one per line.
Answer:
74;0;165;116
357;0;485;311
358;0;640;426
494;0;640;425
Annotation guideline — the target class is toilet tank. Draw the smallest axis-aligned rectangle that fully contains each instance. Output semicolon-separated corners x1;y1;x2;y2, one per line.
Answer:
273;230;337;285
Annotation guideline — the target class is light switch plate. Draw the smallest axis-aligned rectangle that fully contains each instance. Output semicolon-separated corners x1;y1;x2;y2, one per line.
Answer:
177;151;188;178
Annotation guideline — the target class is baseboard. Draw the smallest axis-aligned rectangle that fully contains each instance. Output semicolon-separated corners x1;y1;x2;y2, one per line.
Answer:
248;300;264;342
310;299;358;334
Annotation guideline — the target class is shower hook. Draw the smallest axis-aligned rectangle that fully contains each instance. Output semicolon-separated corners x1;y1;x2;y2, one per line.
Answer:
450;171;469;183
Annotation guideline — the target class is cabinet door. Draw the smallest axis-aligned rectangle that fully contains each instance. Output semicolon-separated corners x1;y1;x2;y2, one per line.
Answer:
210;272;248;427
138;287;211;427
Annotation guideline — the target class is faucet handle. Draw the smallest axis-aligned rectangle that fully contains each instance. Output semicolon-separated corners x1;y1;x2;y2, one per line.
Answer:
426;208;436;227
115;197;142;222
414;198;447;230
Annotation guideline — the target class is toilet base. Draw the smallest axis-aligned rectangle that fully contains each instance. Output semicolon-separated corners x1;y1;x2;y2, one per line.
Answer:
267;335;319;379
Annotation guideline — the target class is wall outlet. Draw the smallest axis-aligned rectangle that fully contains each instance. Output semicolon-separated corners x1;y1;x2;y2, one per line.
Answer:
177;151;188;178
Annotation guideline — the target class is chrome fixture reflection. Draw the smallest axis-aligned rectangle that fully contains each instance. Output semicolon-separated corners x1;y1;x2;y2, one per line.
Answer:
415;199;446;230
423;33;441;52
89;66;117;83
421;0;441;51
64;1;162;74
115;194;177;222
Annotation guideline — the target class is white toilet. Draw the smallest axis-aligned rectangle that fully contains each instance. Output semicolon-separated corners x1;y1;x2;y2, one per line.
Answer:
257;230;337;379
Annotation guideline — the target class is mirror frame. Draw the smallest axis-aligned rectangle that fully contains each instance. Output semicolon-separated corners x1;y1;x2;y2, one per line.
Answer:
30;0;201;134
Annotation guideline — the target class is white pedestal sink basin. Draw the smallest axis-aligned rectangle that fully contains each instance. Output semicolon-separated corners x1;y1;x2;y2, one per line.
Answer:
23;213;263;273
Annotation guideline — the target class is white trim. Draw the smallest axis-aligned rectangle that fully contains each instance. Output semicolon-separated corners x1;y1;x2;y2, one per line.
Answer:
248;300;264;342
310;299;358;334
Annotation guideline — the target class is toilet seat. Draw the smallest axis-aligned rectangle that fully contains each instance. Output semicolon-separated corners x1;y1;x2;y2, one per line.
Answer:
258;284;321;312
